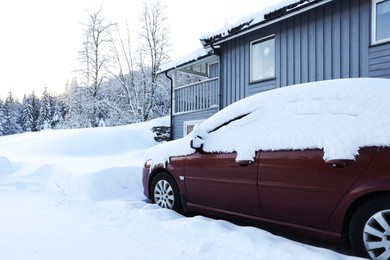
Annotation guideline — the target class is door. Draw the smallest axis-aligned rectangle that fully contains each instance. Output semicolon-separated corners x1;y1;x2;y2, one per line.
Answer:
257;147;378;229
184;152;261;217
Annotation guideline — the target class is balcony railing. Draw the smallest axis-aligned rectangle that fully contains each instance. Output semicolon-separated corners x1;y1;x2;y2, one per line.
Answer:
174;77;219;114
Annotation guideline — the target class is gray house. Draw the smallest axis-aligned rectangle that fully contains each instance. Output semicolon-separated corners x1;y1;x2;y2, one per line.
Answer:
160;0;390;140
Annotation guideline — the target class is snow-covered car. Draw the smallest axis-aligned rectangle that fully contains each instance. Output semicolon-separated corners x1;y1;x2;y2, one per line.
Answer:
143;78;390;259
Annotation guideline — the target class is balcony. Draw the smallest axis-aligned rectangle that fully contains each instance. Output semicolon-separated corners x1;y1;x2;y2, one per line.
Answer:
173;77;219;114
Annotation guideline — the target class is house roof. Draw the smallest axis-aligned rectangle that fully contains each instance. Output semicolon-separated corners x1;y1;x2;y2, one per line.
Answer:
159;47;213;73
200;0;331;46
160;0;331;74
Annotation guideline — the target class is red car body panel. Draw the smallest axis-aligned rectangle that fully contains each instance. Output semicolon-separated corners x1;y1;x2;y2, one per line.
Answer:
257;147;377;229
143;146;390;244
185;152;261;217
326;147;390;232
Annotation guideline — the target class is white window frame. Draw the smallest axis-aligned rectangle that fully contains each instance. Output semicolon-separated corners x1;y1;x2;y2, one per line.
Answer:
372;0;390;45
250;35;275;83
183;119;204;136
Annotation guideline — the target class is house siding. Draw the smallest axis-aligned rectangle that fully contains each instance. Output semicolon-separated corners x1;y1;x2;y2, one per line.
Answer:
172;107;219;139
209;62;220;78
169;0;390;140
369;43;390;78
219;0;372;109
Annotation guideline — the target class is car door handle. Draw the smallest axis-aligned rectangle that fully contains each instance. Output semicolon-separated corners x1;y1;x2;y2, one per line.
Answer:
325;159;355;168
236;160;255;167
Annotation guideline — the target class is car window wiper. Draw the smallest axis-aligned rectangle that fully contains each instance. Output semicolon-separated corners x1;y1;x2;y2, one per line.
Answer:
208;113;250;133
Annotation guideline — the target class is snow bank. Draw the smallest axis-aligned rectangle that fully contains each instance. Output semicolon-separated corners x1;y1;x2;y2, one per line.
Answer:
0;116;169;201
145;78;390;166
53;165;144;202
0;114;360;259
0;125;153;158
0;156;14;175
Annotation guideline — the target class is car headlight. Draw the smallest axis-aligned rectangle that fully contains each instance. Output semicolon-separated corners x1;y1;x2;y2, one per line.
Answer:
144;159;152;169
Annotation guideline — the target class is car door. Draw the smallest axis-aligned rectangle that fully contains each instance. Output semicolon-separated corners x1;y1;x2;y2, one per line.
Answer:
257;147;378;229
184;151;261;217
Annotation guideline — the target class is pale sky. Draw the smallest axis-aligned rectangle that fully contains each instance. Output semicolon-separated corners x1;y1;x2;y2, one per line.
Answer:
0;0;279;100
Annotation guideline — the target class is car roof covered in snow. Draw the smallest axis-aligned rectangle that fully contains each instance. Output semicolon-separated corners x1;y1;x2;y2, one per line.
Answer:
144;78;390;166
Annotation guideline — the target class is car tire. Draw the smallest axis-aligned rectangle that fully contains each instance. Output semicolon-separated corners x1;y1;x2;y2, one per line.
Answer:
151;172;181;212
349;195;390;259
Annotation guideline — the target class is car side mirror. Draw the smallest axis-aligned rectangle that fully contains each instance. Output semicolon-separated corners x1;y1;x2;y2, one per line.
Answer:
190;139;204;151
325;159;355;168
190;124;207;150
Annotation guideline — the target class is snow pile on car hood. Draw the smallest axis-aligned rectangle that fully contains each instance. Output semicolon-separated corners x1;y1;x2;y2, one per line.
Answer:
144;78;390;165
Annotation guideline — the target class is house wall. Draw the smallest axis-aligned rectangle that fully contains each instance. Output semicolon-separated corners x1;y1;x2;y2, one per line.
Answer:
171;0;390;140
172;62;220;139
219;0;390;109
172;107;219;140
369;43;390;78
209;62;220;78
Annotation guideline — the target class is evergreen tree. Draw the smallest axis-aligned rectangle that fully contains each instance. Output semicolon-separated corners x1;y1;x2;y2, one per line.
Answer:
22;94;34;132
29;91;41;131
37;87;53;130
3;90;22;135
0;99;5;136
51;96;65;129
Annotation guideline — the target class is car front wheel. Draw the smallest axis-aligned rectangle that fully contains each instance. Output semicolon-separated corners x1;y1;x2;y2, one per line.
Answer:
151;172;181;212
350;196;390;259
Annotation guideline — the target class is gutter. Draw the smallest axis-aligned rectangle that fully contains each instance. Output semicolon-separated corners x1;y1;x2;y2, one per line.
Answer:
203;0;333;47
158;50;214;75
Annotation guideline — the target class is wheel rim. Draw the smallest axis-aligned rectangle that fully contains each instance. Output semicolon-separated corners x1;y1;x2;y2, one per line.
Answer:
363;210;390;260
154;179;175;209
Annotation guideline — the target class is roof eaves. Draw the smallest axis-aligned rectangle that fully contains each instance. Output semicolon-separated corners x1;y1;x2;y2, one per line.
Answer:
201;0;329;46
158;49;214;74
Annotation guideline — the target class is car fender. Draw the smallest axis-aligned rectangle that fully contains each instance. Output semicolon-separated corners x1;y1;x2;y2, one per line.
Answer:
148;157;186;199
325;178;390;235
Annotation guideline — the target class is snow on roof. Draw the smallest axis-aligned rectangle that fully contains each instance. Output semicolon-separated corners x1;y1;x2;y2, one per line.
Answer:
160;1;328;73
159;47;212;73
144;78;390;166
200;0;327;44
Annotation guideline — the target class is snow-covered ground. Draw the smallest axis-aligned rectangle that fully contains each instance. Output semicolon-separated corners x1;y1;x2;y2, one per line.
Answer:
0;116;362;260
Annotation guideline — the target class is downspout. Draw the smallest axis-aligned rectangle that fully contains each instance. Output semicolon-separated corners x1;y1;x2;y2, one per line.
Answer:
165;70;174;141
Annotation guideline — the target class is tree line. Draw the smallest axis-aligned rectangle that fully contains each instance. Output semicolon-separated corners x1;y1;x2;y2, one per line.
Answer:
0;0;171;137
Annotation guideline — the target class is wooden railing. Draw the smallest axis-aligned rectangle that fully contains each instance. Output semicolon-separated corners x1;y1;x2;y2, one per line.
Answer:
174;77;219;114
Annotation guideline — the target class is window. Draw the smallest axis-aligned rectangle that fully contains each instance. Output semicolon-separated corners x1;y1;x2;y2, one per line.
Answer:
183;120;204;136
373;0;390;44
251;36;275;82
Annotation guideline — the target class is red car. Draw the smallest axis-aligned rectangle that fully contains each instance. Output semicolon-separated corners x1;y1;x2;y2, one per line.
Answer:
143;78;390;259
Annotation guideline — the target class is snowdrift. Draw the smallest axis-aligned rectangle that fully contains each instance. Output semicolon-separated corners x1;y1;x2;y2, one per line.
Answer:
0;115;359;259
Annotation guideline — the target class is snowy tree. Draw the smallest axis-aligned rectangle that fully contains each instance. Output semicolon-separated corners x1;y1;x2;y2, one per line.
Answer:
37;87;53;130
21;92;40;132
22;94;34;132
0;99;5;136
3;91;22;135
59;79;92;129
51;96;65;129
109;21;140;121
149;74;170;118
137;0;170;121
78;7;116;127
